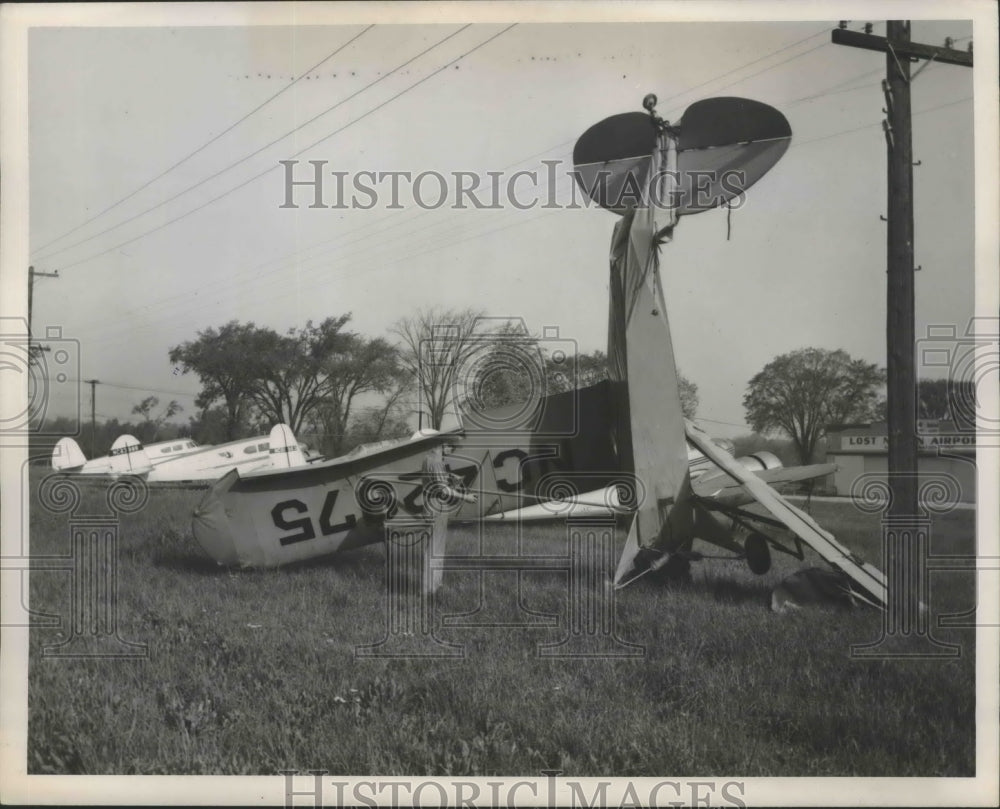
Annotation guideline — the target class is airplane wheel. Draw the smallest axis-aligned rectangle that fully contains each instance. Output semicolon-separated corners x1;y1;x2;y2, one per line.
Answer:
745;532;772;575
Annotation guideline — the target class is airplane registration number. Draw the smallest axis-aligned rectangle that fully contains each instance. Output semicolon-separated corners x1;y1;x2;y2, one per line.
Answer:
267;450;546;546
271;490;357;546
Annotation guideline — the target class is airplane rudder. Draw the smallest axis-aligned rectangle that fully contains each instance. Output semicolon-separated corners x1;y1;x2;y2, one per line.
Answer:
52;437;86;470
268;423;305;469
109;434;153;475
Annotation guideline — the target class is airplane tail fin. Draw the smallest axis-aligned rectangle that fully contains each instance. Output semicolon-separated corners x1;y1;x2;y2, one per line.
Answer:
108;435;153;476
268;424;306;469
607;142;694;584
52;437;87;471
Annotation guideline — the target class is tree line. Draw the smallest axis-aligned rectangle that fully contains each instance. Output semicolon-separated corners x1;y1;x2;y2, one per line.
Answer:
167;308;700;457
31;309;974;465
743;347;977;463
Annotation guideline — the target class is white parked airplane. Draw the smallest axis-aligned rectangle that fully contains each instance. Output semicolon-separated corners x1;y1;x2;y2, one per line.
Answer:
51;425;308;483
52;435;201;474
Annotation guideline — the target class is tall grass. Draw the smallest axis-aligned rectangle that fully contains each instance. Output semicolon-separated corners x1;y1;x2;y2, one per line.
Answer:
27;470;976;775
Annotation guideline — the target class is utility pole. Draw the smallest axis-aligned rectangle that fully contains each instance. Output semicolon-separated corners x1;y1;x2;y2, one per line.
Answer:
27;265;59;363
832;21;972;519
833;21;973;656
84;379;100;457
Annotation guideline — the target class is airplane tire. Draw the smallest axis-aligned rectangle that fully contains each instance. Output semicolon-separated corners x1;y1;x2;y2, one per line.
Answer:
745;532;772;575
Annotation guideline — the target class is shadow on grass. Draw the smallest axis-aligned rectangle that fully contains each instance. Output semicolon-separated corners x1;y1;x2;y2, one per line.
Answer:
626;567;774;609
152;548;228;575
152;544;387;581
706;576;772;607
283;545;385;578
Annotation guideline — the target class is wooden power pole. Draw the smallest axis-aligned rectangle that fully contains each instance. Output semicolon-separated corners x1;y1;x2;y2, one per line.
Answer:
832;21;972;519
84;379;100;457
27;265;59;363
834;22;973;655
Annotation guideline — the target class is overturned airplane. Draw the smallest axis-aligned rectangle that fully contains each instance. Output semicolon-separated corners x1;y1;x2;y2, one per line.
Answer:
191;94;885;608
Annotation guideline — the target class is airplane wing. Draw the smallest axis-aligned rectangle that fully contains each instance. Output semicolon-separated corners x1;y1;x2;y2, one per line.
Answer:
483;461;835;522
685;421;886;607
691;462;836;499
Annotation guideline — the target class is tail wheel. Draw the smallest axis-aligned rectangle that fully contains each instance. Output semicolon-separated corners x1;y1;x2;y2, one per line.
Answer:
745;532;772;575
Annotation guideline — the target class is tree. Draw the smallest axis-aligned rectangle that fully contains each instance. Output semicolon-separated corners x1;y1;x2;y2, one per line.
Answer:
544;349;610;394
172;316;406;446
392;307;492;430
245;319;336;435
916;378;977;426
308;329;406;456
131;396;183;443
184;406;232;445
341;395;414;454
743;348;885;463
468;320;544;412
544;349;699;418
678;375;699;420
169;321;270;440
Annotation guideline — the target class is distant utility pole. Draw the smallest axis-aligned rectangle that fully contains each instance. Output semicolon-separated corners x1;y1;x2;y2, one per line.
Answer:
27;265;59;363
84;379;100;457
832;21;972;519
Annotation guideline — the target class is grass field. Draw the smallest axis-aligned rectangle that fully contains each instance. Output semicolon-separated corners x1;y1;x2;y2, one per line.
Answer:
26;469;976;776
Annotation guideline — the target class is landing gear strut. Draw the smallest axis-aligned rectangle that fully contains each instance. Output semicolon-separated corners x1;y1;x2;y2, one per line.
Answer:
649;553;692;584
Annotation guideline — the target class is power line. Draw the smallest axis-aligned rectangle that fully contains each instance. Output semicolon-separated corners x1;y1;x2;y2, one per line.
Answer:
37;24;468;264
85;67;909;339
77;66;875;340
789;95;971;150
67;81;949;350
696;417;750;428
65;377;200;398
80;190;574;351
53;24;518;273
49;30;965;351
65;84;965;353
31;25;376;258
781;67;884;107
658;26;831;116
66;155;580;344
175;30;864;297
45;24;844;313
244;100;974;308
48;22;818;275
70;59;890;344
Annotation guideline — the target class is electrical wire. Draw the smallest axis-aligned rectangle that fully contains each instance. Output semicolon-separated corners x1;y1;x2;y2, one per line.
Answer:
31;25;375;258
52;24;518;273
655;25;831;112
62;378;200;397
46;29;971;353
69;66;897;344
35;24;468;264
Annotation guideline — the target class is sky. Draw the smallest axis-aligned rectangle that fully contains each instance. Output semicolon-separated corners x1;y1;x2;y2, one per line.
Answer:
8;3;990;439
